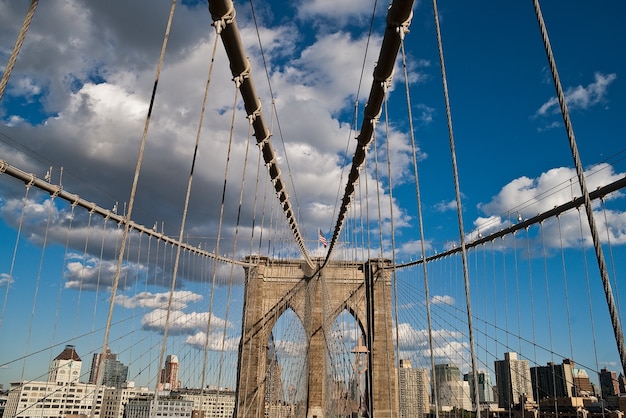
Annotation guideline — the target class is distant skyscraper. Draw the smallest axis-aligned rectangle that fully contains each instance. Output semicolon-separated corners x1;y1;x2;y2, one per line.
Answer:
599;367;620;399
464;370;495;404
265;333;284;405
159;354;180;390
398;359;430;418
494;352;533;409
530;359;574;401
433;363;472;410
89;346;129;389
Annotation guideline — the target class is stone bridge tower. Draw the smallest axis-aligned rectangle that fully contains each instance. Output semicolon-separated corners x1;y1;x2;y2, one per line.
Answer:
234;257;399;418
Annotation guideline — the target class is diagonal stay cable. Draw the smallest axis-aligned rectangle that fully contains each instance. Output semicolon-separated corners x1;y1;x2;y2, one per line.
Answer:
533;0;626;377
208;0;313;268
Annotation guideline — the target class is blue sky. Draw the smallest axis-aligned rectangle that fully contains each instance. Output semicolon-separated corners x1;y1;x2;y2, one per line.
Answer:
1;0;626;394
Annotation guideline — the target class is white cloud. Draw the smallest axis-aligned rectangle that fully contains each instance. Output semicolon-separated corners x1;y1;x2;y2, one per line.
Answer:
536;72;616;117
435;199;457;212
431;295;454;306
397;239;433;259
395;322;467;365
115;290;202;311
141;308;231;335
475;163;626;248
185;331;240;351
0;273;14;287
296;0;375;24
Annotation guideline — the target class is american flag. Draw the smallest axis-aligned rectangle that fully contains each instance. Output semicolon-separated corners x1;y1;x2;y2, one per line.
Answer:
318;228;327;248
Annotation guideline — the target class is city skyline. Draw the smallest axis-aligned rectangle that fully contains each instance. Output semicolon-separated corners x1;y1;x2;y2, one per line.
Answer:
1;0;626;403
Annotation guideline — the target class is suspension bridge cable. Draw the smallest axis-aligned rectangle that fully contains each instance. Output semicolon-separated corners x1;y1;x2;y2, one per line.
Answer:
21;195;54;381
248;0;305;239
382;80;401;380
0;181;31;329
325;0;415;263
216;118;254;398
400;33;440;417
89;1;178;415
330;0;380;241
532;0;626;376
601;197;622;320
0;0;39;102
577;206;603;404
431;0;481;410
208;0;313;267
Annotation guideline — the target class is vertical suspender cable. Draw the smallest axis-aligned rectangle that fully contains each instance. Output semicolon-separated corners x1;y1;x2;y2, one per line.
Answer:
90;2;178;416
382;87;397;416
532;0;626;376
22;195;55;381
400;36;440;418
0;183;31;329
431;0;481;410
0;0;39;101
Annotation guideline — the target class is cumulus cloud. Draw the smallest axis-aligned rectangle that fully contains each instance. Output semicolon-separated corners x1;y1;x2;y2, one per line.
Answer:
435;199;457;212
115;290;202;311
395;322;467;365
296;0;377;25
64;254;129;291
471;163;626;248
396;239;433;259
185;331;240;352
431;295;455;306
535;72;617;117
0;0;426;275
141;308;232;336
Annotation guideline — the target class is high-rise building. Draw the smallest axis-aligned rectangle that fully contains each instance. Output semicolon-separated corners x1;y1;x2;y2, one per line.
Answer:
433;363;472;411
89;346;129;389
619;373;626;395
398;359;430;418
599;367;620;398
265;335;283;405
463;370;495;405
494;352;534;409
159;355;181;390
530;359;574;401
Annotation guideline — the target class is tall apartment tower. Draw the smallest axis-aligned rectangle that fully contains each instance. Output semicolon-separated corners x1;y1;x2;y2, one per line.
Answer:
433;363;472;411
159;354;180;390
530;359;574;400
463;370;495;404
398;359;430;418
48;344;82;384
89;346;129;388
494;352;534;409
599;368;620;398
